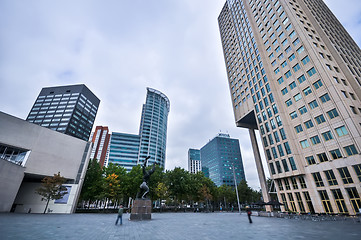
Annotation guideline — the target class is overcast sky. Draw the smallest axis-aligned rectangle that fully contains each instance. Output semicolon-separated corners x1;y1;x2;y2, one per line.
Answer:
1;0;361;189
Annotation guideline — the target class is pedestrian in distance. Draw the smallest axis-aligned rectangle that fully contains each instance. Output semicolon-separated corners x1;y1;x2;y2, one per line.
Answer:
115;205;124;225
246;206;252;223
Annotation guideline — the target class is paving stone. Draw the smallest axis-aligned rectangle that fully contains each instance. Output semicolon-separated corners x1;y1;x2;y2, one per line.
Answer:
0;212;360;240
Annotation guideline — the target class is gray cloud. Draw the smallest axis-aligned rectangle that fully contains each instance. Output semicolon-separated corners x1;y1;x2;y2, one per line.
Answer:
0;0;360;189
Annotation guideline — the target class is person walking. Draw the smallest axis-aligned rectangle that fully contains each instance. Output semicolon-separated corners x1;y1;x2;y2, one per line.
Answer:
246;206;252;223
115;205;124;225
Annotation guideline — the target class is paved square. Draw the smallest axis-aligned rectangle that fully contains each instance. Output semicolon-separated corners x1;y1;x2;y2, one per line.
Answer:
0;212;360;240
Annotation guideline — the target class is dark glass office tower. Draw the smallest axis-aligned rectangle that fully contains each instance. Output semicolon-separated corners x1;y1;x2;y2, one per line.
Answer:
200;133;245;187
27;84;100;141
138;88;170;168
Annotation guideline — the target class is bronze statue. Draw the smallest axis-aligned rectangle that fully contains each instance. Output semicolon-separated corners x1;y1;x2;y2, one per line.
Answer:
136;156;156;199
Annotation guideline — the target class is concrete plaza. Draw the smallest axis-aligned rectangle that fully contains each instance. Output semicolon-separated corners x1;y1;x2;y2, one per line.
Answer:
0;212;360;240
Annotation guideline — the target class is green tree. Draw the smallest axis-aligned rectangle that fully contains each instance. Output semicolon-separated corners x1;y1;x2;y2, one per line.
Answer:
36;172;67;214
165;167;191;205
124;164;143;200
79;158;104;207
218;184;236;209
104;163;127;204
148;165;165;200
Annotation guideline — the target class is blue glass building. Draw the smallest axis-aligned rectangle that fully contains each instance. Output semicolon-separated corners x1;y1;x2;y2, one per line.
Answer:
106;88;170;171
108;132;140;172
200;133;245;187
138;88;170;168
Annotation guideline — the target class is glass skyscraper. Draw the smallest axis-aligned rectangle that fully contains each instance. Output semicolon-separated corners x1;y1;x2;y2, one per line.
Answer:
219;0;361;214
106;87;170;171
26;84;100;141
138;88;170;168
200;133;245;187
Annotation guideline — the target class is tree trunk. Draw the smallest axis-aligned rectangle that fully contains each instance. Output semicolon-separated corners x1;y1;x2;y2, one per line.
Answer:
43;198;50;214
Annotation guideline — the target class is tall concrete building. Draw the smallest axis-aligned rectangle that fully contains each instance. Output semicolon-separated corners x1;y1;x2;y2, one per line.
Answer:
27;84;100;141
90;126;111;167
188;149;202;174
138;88;170;168
200;133;246;187
106;88;170;171
218;0;361;214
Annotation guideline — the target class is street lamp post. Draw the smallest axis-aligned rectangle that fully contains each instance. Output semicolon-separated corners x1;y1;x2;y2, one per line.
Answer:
231;164;241;214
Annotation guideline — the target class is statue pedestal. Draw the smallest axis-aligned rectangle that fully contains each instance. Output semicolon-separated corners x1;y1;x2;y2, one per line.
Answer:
130;199;152;220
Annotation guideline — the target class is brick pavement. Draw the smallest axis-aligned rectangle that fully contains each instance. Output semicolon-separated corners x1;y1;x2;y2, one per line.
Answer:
0;212;360;240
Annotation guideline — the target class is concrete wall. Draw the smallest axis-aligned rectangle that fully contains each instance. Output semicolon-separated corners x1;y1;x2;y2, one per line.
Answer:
13;182;80;214
0;112;88;179
0;112;91;213
0;160;24;212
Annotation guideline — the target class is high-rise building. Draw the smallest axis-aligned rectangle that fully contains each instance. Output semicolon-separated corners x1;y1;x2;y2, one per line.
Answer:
188;149;201;174
106;88;170;171
219;0;361;214
138;88;170;168
200;133;245;187
26;84;100;141
107;132;140;171
90;126;111;167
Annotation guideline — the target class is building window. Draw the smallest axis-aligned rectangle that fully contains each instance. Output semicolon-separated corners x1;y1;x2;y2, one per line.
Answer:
288;54;295;61
290;111;298;119
304;120;314;129
290;177;298;189
322;131;333;141
315;114;326;124
281;87;288;95
289;81;296;89
298;176;307;188
344;144;358;156
275;161;282;173
282;159;289;172
284;178;291;190
284;142;292;154
318;190;333;213
317;152;328;162
286;99;292;107
335;126;348;137
313;79;323;89
306;156;316;165
327;109;339;119
288;157;297;171
278;76;284;84
303;192;315;213
320;93;331;103
331;189;348;214
295;192;306;213
295;125;303;133
270;163;276;175
299;106;308;115
324;170;338;186
288;193;297;212
298;75;306;84
279;128;287;140
294;93;302;101
300;139;309;149
338;167;354;184
307;67;316;77
345;188;361;214
309;100;318;109
281;193;289;211
301;56;310;65
285;70;292;79
293;63;301;72
310;135;321;145
297;46;305;54
352;164;361;182
329;149;342;160
303;87;312;96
